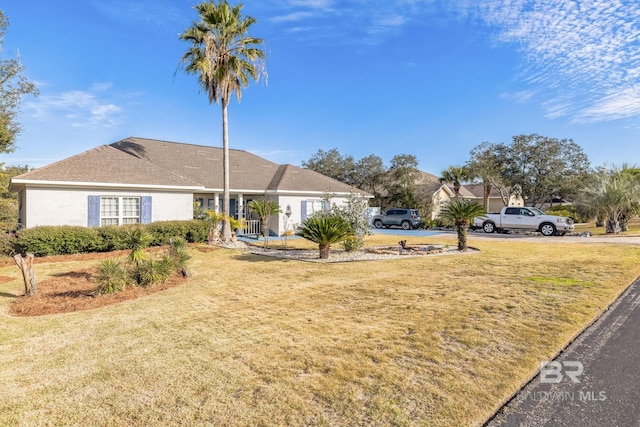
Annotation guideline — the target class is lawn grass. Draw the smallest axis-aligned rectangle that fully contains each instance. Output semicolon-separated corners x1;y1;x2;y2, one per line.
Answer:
1;234;639;426
574;217;640;236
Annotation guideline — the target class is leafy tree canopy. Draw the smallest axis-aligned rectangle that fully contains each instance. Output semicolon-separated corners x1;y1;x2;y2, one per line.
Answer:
467;134;591;207
0;9;38;153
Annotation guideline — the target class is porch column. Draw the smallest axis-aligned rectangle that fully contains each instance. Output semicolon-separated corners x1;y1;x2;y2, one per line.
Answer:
214;193;220;213
238;193;244;219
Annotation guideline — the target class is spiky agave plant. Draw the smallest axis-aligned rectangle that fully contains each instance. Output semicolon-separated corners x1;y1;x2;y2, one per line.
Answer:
297;215;354;259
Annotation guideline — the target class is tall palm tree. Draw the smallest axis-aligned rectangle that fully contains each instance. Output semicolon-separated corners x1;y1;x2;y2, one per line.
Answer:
180;0;266;242
438;199;486;250
440;165;470;198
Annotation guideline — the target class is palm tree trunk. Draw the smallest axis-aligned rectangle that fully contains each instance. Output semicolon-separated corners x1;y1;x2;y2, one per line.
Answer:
222;101;232;242
620;211;629;232
319;244;330;259
456;225;468;250
606;216;621;234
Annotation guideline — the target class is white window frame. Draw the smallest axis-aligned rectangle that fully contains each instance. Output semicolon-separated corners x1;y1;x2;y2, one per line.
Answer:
100;196;141;226
307;200;325;215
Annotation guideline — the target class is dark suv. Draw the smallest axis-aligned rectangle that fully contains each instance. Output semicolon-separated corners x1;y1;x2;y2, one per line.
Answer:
372;208;423;230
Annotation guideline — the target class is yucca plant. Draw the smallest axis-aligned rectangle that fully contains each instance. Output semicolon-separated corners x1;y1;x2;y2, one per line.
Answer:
96;258;129;294
136;257;174;287
297;215;354;259
125;227;153;266
168;237;191;277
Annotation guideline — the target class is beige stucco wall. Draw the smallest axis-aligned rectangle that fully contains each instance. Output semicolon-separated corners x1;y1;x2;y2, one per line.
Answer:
21;186;193;228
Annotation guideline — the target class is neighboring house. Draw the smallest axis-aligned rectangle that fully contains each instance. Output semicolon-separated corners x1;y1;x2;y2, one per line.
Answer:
463;184;524;213
415;173;524;219
10;137;370;236
415;172;476;219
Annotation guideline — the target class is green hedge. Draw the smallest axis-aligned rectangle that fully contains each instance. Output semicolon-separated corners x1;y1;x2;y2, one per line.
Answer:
14;220;212;257
15;226;103;256
146;220;210;245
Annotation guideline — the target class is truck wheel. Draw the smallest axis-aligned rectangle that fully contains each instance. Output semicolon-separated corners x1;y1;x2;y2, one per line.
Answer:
483;221;496;233
373;220;383;229
401;221;411;230
540;223;556;236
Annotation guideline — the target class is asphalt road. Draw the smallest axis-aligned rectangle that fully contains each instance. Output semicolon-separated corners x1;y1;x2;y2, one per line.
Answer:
485;277;640;427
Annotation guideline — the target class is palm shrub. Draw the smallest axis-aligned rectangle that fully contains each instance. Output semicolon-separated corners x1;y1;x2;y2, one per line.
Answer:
297;215;355;259
168;237;191;277
205;210;226;243
136;257;174;287
125;227;153;266
96;258;129;294
438;199;486;251
248;199;281;247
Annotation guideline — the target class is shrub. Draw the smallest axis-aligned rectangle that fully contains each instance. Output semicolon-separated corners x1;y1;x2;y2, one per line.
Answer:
125;228;153;266
168;237;190;273
329;191;371;252
0;232;17;255
135;257;174;287
96;258;129;294
16;226;102;256
14;220;209;257
147;220;210;245
545;205;592;223
96;225;137;251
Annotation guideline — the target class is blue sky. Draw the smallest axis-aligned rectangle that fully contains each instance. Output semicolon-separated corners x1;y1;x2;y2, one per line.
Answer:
2;0;640;175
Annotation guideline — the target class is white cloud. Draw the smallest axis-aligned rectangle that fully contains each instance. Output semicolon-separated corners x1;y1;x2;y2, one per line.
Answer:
271;11;315;23
474;0;640;122
288;0;332;9
26;84;126;128
577;86;640;122
500;90;537;104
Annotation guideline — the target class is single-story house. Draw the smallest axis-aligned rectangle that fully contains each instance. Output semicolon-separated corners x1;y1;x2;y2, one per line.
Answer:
462;184;524;213
415;172;524;219
10;137;370;235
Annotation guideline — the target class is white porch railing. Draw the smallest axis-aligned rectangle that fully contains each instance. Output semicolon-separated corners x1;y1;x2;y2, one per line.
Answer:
240;220;261;236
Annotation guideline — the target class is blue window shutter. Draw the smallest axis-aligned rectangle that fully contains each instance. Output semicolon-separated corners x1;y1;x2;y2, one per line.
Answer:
323;200;331;212
301;201;307;221
141;196;152;224
88;196;100;227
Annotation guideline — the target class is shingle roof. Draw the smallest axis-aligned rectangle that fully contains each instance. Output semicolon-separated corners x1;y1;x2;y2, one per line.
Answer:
13;137;364;195
11;144;200;187
464;184;506;198
418;171;476;198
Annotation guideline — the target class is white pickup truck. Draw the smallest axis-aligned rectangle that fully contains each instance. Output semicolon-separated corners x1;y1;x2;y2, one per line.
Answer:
473;206;574;236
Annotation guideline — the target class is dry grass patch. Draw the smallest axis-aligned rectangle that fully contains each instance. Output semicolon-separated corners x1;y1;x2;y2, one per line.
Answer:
0;235;639;426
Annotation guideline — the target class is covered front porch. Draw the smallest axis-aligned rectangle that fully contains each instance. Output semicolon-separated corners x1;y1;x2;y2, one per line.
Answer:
193;192;282;237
